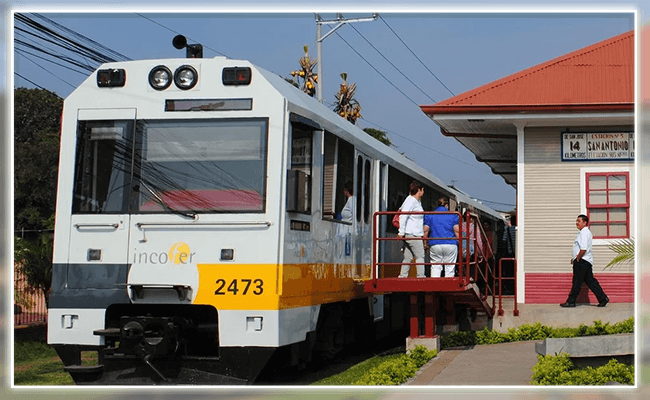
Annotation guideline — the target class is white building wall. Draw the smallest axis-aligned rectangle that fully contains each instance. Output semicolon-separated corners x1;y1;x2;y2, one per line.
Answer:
523;127;634;275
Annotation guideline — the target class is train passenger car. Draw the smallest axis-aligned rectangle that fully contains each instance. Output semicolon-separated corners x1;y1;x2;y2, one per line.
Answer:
48;40;503;384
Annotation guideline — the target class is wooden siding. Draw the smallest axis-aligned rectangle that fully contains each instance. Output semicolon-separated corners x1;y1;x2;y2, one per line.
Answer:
525;273;634;303
523;128;634;276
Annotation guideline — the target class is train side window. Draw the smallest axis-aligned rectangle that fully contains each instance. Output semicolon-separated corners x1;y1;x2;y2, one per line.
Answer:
356;156;363;223
364;159;371;223
286;127;312;214
322;132;355;222
72;120;134;214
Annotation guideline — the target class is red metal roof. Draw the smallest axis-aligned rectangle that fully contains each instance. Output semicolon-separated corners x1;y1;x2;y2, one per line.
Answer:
421;30;634;114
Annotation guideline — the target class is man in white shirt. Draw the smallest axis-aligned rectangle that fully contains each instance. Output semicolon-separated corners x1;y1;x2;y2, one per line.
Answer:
339;181;355;223
397;181;426;278
560;214;609;308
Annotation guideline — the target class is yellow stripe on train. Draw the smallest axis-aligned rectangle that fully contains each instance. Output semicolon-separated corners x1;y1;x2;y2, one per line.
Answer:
194;263;372;310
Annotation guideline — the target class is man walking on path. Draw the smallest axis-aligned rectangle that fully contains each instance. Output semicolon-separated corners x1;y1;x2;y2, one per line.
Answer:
560;214;609;308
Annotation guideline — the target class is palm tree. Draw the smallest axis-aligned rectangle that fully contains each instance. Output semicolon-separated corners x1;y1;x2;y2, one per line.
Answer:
605;237;635;268
333;72;361;124
290;45;318;97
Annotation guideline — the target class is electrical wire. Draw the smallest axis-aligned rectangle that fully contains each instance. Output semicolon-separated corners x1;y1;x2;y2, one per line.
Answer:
33;13;130;62
14;13;133;92
379;15;455;98
334;31;420;108
14;72;53;93
359;117;491;172
349;24;437;103
135;13;229;58
15;50;77;89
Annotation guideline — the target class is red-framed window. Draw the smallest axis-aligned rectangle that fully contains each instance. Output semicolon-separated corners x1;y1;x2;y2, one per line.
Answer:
586;172;630;239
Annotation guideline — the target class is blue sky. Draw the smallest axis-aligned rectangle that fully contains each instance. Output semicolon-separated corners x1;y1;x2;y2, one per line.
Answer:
6;5;640;212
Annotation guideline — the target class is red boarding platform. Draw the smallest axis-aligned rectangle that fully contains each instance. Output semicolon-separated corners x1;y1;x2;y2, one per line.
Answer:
365;210;518;340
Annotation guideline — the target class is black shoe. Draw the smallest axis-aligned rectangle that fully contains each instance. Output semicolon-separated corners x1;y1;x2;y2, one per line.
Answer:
597;297;610;307
559;302;576;308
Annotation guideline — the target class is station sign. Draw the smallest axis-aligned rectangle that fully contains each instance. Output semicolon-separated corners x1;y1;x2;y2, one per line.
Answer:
561;132;634;161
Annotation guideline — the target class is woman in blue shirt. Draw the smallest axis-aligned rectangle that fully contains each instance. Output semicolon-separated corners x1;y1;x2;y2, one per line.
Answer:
424;197;459;278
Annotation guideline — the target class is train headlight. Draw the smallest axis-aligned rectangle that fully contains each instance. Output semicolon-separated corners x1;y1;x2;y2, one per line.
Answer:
149;65;172;90
174;65;198;90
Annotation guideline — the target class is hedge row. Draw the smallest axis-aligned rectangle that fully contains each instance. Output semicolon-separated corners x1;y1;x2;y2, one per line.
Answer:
354;345;438;385
440;317;634;348
531;354;634;385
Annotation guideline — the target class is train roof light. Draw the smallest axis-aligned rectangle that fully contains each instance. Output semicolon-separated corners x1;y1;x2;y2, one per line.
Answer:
174;65;198;90
148;66;172;91
97;68;126;87
223;67;251;86
173;34;203;59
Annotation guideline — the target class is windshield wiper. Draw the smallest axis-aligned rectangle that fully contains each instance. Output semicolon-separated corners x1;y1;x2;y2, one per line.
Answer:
139;181;197;220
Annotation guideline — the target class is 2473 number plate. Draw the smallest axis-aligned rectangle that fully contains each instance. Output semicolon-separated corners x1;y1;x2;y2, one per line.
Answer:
214;278;263;295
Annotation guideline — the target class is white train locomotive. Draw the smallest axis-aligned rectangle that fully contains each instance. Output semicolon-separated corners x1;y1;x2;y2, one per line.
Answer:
48;36;503;384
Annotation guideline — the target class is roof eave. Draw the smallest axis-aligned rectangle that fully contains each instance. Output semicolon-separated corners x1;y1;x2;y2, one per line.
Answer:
420;103;634;115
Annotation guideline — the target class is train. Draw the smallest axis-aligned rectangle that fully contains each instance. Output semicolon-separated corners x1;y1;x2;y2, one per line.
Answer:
47;36;504;384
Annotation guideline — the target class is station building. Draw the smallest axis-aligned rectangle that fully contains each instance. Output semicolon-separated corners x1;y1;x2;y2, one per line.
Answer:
421;30;635;304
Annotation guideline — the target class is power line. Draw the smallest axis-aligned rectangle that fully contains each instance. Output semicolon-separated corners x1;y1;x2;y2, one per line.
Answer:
14;72;52;93
15;50;77;89
135;13;229;58
16;14;127;65
360;119;513;208
349;24;437;103
359;117;491;173
14;13;135;93
334;31;420;108
379;15;455;98
33;13;130;62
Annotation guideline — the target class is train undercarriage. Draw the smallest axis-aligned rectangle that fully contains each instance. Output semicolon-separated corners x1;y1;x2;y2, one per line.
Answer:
55;295;409;385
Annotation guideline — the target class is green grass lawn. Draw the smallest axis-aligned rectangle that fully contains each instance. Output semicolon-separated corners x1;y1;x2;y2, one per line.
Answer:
14;341;96;386
13;340;410;386
311;353;403;385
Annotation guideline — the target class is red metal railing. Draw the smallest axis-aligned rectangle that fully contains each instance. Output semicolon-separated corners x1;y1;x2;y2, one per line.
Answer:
371;210;502;311
497;257;519;316
372;210;464;282
14;264;48;327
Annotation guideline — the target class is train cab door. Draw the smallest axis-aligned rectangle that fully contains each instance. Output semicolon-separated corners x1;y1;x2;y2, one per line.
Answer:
66;109;136;281
355;152;374;269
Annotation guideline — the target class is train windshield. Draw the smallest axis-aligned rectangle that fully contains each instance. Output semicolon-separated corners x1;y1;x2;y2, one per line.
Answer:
72;118;268;214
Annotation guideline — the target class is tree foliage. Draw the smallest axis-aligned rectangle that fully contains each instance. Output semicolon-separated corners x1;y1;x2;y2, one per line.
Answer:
17;234;54;298
363;127;392;147
333;72;361;124
14;87;62;298
14;88;62;233
605;237;634;269
290;45;318;97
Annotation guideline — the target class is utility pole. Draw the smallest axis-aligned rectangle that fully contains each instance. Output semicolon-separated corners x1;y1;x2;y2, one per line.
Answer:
315;13;378;103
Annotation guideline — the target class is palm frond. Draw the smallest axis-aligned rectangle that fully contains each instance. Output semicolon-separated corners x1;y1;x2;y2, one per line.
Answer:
605;237;635;269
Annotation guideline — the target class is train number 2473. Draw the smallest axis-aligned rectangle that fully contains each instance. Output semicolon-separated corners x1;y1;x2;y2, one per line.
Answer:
214;279;263;295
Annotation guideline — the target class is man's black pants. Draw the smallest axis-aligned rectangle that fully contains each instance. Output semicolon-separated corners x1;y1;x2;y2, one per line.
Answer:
566;259;607;304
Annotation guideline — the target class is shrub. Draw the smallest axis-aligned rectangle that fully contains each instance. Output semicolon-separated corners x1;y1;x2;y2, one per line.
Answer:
531;354;634;385
354;345;437;385
476;327;508;345
441;317;633;348
408;345;438;368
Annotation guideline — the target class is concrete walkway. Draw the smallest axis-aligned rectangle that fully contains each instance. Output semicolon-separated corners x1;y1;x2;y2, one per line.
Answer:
405;302;634;386
407;341;539;385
